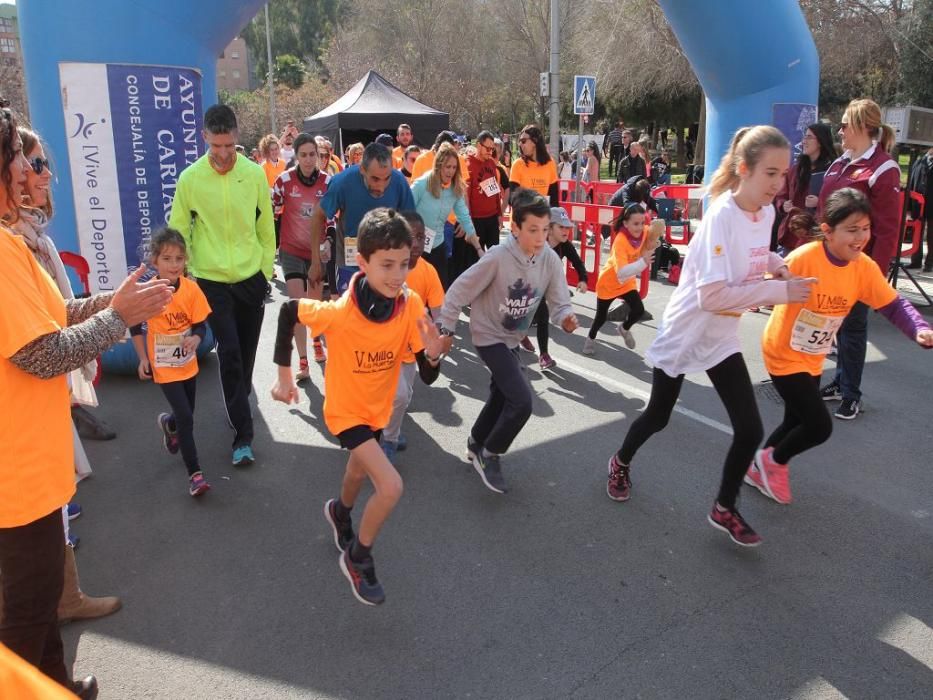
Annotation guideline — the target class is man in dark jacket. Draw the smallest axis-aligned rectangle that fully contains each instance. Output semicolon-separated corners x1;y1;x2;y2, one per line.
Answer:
908;148;933;272
615;133;645;183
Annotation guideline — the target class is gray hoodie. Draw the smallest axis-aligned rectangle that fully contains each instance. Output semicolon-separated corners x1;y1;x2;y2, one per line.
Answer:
438;233;574;348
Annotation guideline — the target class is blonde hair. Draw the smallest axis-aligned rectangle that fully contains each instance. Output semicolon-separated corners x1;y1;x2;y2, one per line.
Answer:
843;98;896;154
427;142;465;199
258;133;279;158
708;125;789;198
346;142;364;157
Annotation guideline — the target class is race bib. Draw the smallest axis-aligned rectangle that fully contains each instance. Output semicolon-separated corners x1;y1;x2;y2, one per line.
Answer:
790;309;844;355
343;236;358;266
480;176;501;197
154;331;195;368
423;226;438;254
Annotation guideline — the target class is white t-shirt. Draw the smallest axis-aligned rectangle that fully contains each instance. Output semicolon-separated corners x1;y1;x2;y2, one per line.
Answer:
645;191;774;377
281;147;295;163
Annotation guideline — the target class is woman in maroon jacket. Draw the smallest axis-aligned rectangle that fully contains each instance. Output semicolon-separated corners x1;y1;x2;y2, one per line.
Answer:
774;122;835;251
817;98;901;420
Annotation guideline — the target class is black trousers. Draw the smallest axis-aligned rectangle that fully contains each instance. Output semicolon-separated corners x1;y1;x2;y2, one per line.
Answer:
473;344;533;455
197;271;266;448
449;236;479;285
765;373;833;465
472;215;501;250
424;245;449;290
534;301;551;355
0;508;68;687
589;290;644;339
617;353;764;509
160;377;199;475
607;145;624;179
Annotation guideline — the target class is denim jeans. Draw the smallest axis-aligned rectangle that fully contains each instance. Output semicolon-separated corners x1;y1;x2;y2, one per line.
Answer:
834;301;869;401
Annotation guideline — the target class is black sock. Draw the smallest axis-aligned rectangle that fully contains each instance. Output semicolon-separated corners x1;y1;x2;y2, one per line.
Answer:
350;538;372;563
334;499;352;521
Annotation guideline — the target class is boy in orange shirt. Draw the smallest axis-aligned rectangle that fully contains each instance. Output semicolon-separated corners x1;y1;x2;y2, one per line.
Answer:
748;188;933;505
271;208;450;605
380;211;445;463
584;205;657;355
131;229;213;497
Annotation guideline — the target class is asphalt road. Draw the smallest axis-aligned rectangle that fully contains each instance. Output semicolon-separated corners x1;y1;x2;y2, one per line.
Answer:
63;266;933;699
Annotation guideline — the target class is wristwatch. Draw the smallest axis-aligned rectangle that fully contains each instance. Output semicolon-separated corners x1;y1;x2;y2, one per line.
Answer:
438;327;455;338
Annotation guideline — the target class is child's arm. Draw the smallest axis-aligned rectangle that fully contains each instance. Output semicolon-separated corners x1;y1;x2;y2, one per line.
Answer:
435;251;501;332
697;277;816;312
560;241;589;291
129;326;151;381
270;301;300;404
877;296;933;346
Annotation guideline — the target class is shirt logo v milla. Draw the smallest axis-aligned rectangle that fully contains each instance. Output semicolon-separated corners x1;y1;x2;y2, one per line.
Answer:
814;293;850;314
353;349;396;374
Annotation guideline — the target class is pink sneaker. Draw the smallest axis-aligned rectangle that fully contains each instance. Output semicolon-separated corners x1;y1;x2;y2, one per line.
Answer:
519;336;536;353
707;502;762;547
746;447;792;505
539;353;557;371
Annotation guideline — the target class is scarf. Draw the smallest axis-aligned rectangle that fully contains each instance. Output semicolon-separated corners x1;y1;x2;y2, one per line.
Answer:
11;208;75;299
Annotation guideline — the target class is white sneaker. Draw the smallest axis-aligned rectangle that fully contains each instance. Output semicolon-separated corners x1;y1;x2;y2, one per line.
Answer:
582;338;595;355
617;325;636;349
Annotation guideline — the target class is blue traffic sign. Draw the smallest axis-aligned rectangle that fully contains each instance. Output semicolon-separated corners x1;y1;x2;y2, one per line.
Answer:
573;75;596;115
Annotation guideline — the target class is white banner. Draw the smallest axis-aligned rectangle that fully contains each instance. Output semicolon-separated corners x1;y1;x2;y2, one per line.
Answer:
60;62;126;293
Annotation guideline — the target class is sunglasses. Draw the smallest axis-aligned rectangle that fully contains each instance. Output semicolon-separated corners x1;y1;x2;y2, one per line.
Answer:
30;157;49;175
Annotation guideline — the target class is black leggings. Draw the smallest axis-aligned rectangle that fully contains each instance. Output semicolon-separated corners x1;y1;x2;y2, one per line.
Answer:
160;377;199;475
534;301;551;354
616;353;763;509
764;373;833;465
589;290;643;339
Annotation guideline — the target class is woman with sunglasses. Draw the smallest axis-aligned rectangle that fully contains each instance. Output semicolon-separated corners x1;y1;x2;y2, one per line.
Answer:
509;124;559;207
0;99;171;697
816;98;900;421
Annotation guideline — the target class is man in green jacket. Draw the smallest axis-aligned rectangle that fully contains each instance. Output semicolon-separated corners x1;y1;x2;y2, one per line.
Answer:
168;104;274;466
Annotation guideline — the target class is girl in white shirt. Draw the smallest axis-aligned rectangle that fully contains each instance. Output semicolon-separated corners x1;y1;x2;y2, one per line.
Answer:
605;125;817;547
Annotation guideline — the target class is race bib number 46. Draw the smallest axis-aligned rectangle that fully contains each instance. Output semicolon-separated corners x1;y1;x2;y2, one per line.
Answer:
790;309;844;355
154;331;194;368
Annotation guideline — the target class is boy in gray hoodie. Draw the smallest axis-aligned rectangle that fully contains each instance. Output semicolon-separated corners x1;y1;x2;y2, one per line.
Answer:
437;189;579;493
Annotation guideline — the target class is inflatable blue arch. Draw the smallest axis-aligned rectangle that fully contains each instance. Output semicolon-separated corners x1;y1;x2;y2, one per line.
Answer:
17;0;817;372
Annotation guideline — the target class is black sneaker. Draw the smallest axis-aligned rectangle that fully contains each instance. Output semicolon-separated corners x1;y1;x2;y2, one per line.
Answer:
834;398;861;420
471;450;508;493
465;435;482;463
323;499;354;553
339;549;385;606
820;381;842;402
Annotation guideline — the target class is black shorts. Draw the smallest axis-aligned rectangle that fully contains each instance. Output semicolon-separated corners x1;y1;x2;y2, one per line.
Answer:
337;424;383;450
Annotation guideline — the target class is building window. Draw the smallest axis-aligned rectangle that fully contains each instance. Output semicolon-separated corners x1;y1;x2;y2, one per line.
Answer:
232;70;240;79
0;38;16;53
0;19;12;31
231;51;239;59
219;70;226;78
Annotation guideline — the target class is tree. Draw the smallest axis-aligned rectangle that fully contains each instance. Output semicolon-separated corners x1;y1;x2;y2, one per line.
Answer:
241;0;343;82
274;54;307;89
897;0;933;106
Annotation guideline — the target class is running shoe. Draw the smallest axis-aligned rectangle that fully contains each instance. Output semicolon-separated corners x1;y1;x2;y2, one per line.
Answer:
539;353;557;371
744;447;791;504
188;471;211;497
157;413;179;454
67;533;80;549
707;503;762;547
820;380;842;402
835;398;861;420
471;450;507;494
66;502;82;520
296;358;311;383
606;456;631;502
232;445;255;466
396;434;408;452
465;435;482;463
313;340;326;364
339;549;385;606
519;336;536;353
617;325;636;349
323;498;355;553
582;338;596;355
381;440;398;465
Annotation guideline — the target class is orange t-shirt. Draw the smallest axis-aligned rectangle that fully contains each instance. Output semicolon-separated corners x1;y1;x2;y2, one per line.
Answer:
509;157;558;197
762;241;897;377
0;643;79;699
0;228;74;528
595;227;646;299
401;257;445;363
298;285;427;434
262;159;286;189
392;145;405;169
144;276;212;384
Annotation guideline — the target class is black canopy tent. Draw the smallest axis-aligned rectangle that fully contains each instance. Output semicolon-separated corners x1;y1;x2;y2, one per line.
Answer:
302;71;449;158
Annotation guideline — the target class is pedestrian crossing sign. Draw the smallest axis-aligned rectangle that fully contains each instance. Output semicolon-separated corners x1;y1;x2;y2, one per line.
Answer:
574;75;595;115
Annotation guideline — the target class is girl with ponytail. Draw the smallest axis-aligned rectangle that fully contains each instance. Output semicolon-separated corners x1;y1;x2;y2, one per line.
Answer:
605;125;817;548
